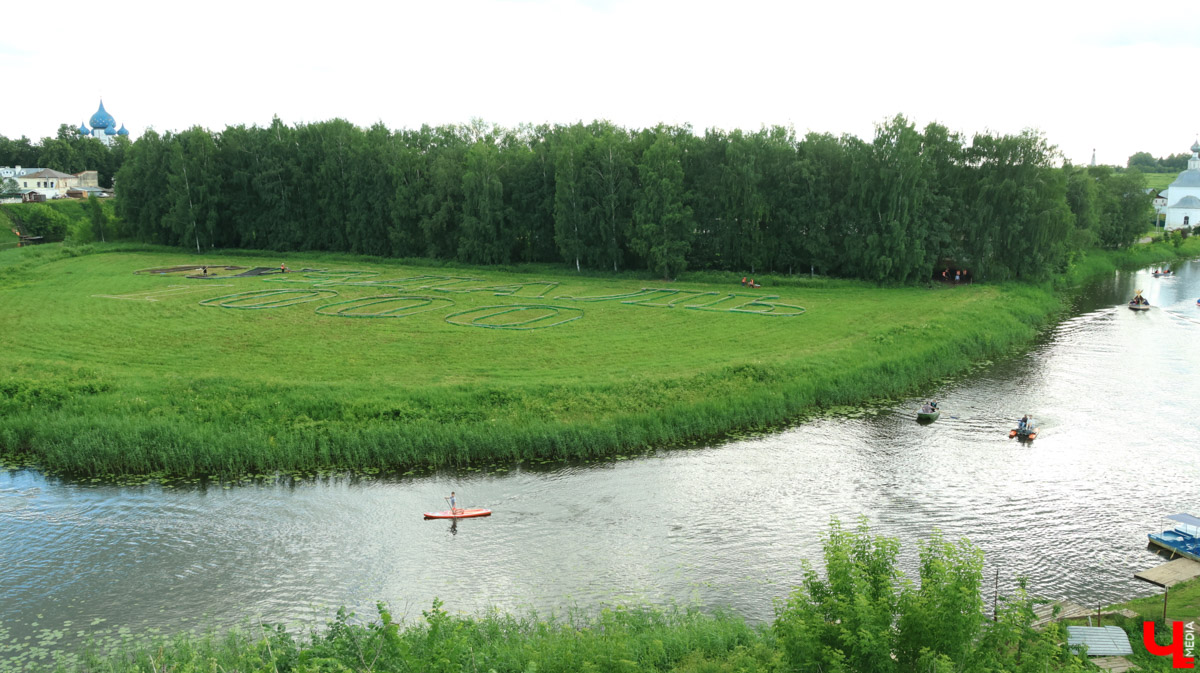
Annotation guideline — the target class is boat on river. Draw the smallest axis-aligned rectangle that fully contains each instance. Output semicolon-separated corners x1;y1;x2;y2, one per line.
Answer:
424;508;492;519
1148;513;1200;562
1009;417;1038;440
1152;270;1173;277
917;405;940;422
1128;289;1150;311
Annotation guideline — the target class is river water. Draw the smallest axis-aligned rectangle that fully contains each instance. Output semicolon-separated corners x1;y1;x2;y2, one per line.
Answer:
2;261;1198;668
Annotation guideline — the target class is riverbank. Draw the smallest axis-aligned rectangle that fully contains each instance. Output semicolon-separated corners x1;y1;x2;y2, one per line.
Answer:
12;522;1090;673
1058;236;1200;287
1055;575;1200;672
1110;575;1200;622
1;239;1197;478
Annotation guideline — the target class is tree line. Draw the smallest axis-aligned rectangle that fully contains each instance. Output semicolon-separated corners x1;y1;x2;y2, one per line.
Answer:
1127;150;1193;173
109;115;1150;282
0;125;129;189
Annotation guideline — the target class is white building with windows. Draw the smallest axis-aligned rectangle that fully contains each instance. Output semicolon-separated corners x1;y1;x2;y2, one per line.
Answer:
1;166;96;199
1158;141;1200;230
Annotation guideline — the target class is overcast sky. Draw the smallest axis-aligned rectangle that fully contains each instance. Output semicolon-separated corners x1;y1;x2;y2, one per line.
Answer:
4;0;1199;166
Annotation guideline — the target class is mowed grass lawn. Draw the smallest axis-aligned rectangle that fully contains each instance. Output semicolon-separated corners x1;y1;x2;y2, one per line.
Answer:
0;245;1060;476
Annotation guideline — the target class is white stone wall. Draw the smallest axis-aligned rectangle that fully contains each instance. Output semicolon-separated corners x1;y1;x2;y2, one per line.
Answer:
1165;208;1200;230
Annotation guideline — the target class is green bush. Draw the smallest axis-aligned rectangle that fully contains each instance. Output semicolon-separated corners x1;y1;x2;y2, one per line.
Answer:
16;204;70;241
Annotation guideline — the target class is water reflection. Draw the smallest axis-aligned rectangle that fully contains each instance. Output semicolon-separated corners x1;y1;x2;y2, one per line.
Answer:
1;260;1198;669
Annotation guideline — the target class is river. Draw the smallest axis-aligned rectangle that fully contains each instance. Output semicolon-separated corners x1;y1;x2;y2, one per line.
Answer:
2;261;1198;669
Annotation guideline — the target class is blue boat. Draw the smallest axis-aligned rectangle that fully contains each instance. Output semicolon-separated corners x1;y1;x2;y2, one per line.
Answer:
1148;513;1200;562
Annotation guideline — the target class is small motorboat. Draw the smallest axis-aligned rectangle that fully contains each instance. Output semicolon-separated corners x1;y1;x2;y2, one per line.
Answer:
1008;427;1038;440
1128;289;1150;311
1152;269;1172;277
1009;416;1038;441
424;508;492;519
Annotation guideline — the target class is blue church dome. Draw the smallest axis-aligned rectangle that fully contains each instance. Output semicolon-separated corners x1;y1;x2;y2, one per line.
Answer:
78;122;90;136
89;100;115;130
117;124;129;136
104;124;118;136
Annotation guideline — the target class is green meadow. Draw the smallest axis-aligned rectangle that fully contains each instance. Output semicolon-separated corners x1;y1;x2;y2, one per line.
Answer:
1;244;1065;477
1142;172;1176;192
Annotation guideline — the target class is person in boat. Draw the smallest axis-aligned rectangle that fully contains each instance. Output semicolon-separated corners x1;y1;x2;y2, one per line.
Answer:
448;491;460;514
1018;415;1028;432
930;400;938;411
921;403;933;413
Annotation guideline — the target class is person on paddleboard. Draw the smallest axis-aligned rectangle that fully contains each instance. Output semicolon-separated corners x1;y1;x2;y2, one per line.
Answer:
448;491;460;514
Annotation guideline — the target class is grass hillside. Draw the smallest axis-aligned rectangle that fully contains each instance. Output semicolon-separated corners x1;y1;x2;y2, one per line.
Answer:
0;244;1063;476
1143;172;1176;192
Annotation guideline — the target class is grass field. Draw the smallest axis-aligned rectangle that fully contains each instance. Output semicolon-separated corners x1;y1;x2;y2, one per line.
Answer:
1143;172;1176;192
0;243;1068;477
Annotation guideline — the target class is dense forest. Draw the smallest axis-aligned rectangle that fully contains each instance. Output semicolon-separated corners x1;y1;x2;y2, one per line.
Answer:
11;116;1151;282
0;125;129;189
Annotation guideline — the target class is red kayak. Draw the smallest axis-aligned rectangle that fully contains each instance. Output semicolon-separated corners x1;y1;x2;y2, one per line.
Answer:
424;508;492;519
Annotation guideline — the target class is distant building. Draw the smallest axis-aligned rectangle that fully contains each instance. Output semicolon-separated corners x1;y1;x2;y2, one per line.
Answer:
74;170;99;188
0;166;105;199
1158;140;1200;230
9;168;72;199
77;100;130;146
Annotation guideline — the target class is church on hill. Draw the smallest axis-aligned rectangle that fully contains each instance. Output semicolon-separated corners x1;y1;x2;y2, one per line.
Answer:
1157;140;1200;231
77;99;130;146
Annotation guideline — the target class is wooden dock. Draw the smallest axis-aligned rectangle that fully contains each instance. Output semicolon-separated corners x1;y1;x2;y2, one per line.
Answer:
1031;600;1138;629
1088;656;1138;672
1133;557;1200;588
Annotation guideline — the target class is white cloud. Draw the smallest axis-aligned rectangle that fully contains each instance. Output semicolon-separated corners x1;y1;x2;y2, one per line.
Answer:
4;0;1199;165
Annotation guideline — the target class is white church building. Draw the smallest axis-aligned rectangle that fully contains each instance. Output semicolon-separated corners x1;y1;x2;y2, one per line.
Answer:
1157;140;1200;231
